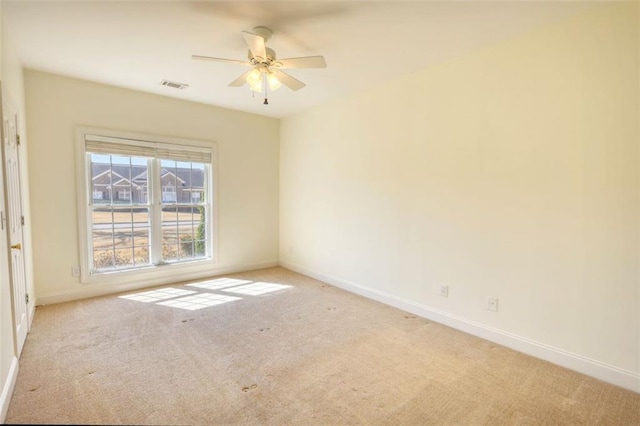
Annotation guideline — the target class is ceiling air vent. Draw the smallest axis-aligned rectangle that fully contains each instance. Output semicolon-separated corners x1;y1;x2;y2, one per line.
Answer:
160;79;189;90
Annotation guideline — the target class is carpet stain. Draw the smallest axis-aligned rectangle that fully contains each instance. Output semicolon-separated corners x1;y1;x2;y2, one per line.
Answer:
28;388;37;392
241;384;257;392
181;318;195;323
404;315;416;319
258;327;271;332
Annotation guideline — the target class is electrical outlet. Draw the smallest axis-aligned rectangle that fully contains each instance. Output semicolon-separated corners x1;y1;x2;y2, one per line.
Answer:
487;297;498;312
439;285;449;297
71;266;80;277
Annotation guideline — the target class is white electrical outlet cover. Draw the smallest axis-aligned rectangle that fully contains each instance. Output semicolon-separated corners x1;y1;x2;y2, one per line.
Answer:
487;297;498;312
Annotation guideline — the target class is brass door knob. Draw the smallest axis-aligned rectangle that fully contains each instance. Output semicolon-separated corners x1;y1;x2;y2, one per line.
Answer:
10;243;21;250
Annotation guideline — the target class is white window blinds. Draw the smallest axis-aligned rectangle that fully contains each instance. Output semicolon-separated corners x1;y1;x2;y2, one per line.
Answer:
85;134;212;163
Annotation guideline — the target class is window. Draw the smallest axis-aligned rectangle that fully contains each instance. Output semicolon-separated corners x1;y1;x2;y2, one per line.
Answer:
162;184;176;202
117;189;131;201
80;131;214;277
138;188;148;204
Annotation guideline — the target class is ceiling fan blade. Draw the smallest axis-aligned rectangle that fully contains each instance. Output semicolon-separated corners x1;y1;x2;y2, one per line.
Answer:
192;55;250;66
278;56;327;69
229;70;252;87
242;31;267;60
275;70;306;91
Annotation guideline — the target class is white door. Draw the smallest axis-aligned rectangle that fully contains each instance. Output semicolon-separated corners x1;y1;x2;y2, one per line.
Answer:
1;90;28;355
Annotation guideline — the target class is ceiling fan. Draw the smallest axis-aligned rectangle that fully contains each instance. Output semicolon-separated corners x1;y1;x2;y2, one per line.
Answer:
192;26;326;103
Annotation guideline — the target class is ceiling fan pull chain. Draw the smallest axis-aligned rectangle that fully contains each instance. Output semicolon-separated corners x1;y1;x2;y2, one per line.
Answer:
263;73;269;105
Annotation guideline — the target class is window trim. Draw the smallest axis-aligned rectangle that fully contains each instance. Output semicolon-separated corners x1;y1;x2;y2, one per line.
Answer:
75;127;218;285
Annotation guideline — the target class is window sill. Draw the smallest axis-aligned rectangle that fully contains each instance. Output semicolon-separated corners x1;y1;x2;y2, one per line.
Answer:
80;257;218;286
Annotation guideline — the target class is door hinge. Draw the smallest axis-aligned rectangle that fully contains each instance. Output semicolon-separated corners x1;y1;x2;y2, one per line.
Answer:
16;135;20;145
21;216;24;226
25;293;29;305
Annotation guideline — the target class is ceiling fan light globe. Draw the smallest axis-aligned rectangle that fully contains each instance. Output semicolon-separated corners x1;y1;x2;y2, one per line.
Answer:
246;68;262;86
267;72;282;91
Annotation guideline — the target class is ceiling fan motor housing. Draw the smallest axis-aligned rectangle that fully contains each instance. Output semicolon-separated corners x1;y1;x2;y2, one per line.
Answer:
248;47;277;65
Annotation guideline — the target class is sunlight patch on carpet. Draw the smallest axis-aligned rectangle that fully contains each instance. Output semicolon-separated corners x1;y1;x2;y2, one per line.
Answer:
223;282;291;296
119;288;196;303
186;278;252;290
157;293;242;310
119;278;292;311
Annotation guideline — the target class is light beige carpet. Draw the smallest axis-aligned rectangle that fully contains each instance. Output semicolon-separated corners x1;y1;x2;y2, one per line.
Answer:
6;267;640;425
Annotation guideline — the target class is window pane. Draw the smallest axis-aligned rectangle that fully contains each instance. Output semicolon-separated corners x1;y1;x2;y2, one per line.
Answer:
162;206;178;246
179;236;194;258
91;205;151;271
194;206;207;257
114;248;134;267
160;159;176;169
160;160;177;204
91;154;111;205
175;206;207;260
112;209;133;229
92;209;113;226
176;206;193;259
90;154;149;207
134;225;150;247
159;160;207;207
191;163;205;191
195;239;206;257
93;250;115;270
134;246;150;265
92;230;114;251
163;244;179;261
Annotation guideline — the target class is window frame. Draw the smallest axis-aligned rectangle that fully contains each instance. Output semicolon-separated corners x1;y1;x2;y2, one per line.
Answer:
75;127;218;285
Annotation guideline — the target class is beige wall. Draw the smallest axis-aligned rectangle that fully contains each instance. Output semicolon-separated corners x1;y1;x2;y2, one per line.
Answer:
280;3;639;389
25;70;279;302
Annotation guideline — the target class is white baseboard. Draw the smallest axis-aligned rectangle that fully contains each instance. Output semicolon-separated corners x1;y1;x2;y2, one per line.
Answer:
280;260;640;394
0;356;18;423
37;260;279;305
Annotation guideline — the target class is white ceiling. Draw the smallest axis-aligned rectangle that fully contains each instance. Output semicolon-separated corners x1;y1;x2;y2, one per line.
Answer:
3;1;598;118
